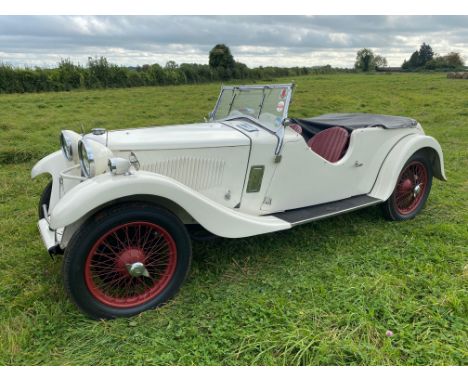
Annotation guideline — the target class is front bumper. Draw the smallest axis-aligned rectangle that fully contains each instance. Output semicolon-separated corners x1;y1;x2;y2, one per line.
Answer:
38;218;63;255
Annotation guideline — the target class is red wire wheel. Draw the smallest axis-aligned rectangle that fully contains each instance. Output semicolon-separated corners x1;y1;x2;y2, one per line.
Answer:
393;160;428;215
84;221;177;308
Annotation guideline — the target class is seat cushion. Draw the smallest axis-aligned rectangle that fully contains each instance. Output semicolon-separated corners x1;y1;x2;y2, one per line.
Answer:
307;126;349;162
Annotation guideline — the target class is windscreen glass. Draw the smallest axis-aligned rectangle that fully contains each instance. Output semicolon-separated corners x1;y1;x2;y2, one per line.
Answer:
212;86;291;130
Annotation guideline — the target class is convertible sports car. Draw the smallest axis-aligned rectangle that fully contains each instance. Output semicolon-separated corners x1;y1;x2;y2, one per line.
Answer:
32;84;446;319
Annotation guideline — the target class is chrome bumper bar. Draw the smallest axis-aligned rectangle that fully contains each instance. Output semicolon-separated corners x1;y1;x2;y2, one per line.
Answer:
37;218;63;255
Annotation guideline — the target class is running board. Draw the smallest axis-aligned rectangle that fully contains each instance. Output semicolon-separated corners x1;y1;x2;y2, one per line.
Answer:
272;195;382;226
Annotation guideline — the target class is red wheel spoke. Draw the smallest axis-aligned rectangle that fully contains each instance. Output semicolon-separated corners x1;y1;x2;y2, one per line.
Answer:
124;225;133;248
142;234;164;251
140;226;154;251
111;232;128;251
146;258;170;268
93;251;117;263
131;224;142;248
146;241;170;258
99;241;121;257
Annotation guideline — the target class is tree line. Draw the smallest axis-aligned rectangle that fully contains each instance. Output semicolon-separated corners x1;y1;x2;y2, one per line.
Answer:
354;43;465;72
401;43;465;71
0;44;343;94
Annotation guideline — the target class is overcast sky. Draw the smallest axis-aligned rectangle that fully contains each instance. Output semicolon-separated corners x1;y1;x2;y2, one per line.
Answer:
1;16;467;68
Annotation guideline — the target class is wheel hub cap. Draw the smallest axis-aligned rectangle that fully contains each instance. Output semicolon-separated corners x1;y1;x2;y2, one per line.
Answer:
401;178;413;193
413;184;422;197
116;248;145;272
126;262;150;278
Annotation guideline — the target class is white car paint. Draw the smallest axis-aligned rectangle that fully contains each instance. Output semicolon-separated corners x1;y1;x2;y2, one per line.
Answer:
32;150;70;213
87;122;250;150
261;127;418;212
48;171;291;239
369;133;446;201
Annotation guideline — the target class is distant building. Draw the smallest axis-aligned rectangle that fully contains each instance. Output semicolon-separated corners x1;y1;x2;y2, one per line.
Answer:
376;67;403;72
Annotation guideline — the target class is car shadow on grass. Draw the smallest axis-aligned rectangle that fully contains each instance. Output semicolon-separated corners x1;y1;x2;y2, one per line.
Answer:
189;205;383;278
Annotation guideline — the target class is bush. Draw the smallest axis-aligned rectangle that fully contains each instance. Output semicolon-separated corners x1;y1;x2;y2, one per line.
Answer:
0;55;350;94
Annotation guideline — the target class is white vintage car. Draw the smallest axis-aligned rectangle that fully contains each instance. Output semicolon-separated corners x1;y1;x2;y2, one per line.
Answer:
32;84;446;319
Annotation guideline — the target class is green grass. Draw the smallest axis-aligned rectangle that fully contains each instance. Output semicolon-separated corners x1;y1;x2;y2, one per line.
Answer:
0;73;467;365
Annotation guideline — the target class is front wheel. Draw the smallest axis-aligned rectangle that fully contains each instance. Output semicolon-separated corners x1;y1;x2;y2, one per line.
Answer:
38;180;52;219
381;152;433;221
63;203;192;319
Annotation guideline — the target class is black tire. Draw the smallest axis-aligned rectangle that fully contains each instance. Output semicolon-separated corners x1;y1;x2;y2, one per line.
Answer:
38;180;53;219
63;203;192;319
381;152;433;221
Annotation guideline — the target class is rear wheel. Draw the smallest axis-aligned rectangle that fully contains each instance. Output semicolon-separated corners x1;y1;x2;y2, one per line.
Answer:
381;153;433;221
63;203;192;319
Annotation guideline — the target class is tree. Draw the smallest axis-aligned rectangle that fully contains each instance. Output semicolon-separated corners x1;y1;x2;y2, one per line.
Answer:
408;51;420;68
354;48;387;71
209;44;235;71
165;60;178;70
444;52;465;68
374;55;388;68
354;48;374;72
402;43;464;70
418;43;434;66
86;56;111;88
57;59;82;90
425;52;465;70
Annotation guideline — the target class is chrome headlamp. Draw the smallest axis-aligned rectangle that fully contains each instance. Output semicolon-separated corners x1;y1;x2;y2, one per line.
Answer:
78;139;112;178
78;140;93;177
60;130;81;162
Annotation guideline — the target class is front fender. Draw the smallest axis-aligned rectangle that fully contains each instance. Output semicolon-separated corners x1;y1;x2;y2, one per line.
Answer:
369;134;446;201
31;150;71;212
49;171;291;238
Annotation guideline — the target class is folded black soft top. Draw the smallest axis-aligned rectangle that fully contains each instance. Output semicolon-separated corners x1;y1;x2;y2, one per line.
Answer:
295;113;418;135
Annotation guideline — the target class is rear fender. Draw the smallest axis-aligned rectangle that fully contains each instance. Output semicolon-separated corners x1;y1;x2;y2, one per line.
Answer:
369;134;446;201
49;171;291;238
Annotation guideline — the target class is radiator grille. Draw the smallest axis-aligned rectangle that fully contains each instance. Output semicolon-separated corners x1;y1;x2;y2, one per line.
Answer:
142;157;226;191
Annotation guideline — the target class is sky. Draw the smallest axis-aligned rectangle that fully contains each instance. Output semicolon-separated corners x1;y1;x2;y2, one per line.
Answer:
1;15;467;68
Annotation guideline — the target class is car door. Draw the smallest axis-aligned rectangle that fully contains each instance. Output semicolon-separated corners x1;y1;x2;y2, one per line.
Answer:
261;127;414;213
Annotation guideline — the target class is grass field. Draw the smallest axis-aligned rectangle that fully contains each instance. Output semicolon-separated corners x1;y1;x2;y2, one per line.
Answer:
0;73;467;365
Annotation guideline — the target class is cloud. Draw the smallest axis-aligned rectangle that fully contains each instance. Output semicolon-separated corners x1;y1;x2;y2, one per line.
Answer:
0;16;467;67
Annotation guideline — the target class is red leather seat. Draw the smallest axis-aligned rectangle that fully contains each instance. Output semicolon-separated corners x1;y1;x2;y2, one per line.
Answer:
307;126;349;162
289;124;303;134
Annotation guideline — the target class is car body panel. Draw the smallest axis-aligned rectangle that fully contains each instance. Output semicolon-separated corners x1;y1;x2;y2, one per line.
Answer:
126;145;250;208
48;171;291;238
31;150;71;213
261;126;418;213
369;133;446;201
86;122;250;151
